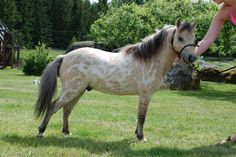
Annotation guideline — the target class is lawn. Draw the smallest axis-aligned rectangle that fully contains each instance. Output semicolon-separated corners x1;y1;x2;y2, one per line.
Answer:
0;69;235;157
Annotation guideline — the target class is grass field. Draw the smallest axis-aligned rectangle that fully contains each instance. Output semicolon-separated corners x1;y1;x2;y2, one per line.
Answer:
0;69;236;157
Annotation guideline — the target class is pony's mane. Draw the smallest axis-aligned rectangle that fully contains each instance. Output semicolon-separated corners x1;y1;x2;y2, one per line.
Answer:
121;25;173;61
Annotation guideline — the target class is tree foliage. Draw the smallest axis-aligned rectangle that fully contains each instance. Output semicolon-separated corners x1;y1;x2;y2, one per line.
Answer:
90;4;151;50
22;43;52;75
90;0;236;56
0;0;17;29
0;0;106;49
1;0;235;56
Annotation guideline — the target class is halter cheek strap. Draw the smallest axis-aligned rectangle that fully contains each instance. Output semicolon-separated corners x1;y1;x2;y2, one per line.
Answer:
171;29;199;58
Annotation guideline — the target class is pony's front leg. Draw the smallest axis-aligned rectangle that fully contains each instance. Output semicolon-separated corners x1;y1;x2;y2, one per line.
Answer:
135;94;151;141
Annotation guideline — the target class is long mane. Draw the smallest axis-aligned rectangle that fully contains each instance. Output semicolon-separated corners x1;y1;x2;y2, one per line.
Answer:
121;25;173;61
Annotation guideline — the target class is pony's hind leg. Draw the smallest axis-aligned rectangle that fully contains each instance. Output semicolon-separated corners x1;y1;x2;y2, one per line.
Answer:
37;98;60;137
37;88;85;137
62;90;85;135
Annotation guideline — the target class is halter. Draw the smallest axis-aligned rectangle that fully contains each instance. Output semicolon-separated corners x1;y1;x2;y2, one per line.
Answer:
171;29;199;58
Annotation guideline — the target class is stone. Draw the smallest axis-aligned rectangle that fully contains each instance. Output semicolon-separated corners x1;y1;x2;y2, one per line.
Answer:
162;63;201;90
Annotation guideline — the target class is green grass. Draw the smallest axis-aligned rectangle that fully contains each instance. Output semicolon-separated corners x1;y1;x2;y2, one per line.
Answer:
0;69;236;157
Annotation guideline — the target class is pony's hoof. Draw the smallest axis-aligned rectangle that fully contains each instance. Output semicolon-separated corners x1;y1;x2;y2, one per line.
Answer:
140;138;147;142
64;133;73;137
137;137;147;142
137;135;147;142
218;135;236;145
62;128;71;136
36;132;44;138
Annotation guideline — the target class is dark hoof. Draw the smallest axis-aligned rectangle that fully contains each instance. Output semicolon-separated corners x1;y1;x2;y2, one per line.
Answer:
62;128;71;135
137;136;147;142
136;134;144;140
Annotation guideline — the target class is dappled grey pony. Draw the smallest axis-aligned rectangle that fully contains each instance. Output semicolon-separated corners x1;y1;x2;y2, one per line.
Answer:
35;20;198;141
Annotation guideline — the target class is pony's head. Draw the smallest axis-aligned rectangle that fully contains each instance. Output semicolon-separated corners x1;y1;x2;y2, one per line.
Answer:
171;19;197;64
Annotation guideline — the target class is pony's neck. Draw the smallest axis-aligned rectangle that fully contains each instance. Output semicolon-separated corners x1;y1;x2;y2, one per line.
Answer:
158;48;176;76
153;28;177;77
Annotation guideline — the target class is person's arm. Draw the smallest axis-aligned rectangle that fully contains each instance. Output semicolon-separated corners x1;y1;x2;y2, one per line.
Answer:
195;6;229;56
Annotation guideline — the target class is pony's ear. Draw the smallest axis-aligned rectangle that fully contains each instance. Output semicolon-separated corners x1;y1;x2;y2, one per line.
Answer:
176;19;181;28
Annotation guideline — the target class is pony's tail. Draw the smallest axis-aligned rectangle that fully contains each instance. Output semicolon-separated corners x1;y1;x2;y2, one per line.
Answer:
34;55;64;118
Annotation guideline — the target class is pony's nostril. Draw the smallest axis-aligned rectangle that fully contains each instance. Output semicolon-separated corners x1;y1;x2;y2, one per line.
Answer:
188;55;196;63
187;55;191;63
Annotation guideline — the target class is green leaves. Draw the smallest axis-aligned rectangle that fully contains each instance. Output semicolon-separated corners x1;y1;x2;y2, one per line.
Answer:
90;0;236;57
22;43;52;76
90;4;152;50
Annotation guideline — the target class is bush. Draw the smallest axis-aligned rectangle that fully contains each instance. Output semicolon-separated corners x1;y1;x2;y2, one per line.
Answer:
22;43;52;75
90;3;152;50
90;0;236;57
90;0;215;50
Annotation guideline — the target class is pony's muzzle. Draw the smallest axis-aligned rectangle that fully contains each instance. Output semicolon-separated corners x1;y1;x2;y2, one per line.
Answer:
187;54;196;63
182;51;196;64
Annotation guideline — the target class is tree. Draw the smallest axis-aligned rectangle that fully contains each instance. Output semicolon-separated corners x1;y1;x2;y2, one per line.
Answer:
90;0;236;57
50;0;72;48
110;0;146;8
69;0;83;41
79;0;93;40
98;0;108;13
0;0;17;29
0;0;104;49
32;0;53;47
90;4;151;50
15;0;34;48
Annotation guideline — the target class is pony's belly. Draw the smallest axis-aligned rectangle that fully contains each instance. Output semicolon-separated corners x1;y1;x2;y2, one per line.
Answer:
93;87;138;95
90;79;138;95
97;89;138;95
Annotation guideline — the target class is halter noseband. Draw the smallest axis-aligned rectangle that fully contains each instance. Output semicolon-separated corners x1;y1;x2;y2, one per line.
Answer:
171;29;199;58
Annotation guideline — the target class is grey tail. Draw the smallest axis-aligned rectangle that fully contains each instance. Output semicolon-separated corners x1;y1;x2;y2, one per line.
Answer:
34;56;64;118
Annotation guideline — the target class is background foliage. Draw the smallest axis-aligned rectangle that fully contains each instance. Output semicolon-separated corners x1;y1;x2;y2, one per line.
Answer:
0;0;235;56
0;0;107;49
22;43;52;75
90;0;236;56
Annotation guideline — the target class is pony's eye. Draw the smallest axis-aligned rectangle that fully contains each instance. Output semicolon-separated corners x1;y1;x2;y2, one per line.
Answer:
178;37;184;42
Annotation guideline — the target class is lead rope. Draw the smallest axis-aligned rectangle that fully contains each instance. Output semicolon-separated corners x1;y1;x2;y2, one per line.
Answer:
220;65;236;73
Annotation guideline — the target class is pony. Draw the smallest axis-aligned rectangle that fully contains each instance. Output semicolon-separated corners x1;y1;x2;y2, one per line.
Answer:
35;20;198;141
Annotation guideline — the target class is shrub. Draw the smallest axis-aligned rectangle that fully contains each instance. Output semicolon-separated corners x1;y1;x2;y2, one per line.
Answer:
90;0;235;57
22;43;52;75
90;3;152;50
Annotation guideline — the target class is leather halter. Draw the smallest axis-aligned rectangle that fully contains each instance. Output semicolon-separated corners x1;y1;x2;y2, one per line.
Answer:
171;29;199;58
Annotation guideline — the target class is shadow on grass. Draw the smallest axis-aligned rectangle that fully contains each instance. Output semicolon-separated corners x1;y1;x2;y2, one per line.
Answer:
176;83;236;104
1;134;236;157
